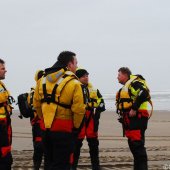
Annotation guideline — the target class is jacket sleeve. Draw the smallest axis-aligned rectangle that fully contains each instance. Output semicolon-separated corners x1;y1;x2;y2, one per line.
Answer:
96;89;106;112
130;81;149;111
71;81;86;129
33;81;43;118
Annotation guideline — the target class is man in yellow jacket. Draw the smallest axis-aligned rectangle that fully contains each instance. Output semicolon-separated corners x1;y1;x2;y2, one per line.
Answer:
33;51;86;170
116;67;152;170
0;59;14;170
29;70;44;170
72;68;105;170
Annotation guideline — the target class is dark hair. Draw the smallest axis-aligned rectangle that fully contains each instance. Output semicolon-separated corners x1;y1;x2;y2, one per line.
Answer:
57;51;76;67
76;69;89;78
0;59;5;64
118;67;132;78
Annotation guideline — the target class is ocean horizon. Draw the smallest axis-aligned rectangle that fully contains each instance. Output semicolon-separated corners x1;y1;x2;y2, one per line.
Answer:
12;90;170;112
103;90;170;111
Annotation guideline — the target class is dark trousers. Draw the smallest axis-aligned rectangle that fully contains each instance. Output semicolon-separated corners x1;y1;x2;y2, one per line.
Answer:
72;137;100;170
124;112;148;170
33;141;43;170
0;118;13;170
43;131;73;170
128;135;148;170
0;152;12;170
32;123;43;170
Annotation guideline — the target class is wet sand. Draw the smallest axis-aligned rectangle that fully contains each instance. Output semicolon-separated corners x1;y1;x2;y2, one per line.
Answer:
11;110;170;170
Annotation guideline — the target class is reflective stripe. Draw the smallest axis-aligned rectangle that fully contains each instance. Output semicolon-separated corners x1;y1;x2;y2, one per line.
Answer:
56;77;64;85
42;77;46;84
65;71;74;75
0;114;6;118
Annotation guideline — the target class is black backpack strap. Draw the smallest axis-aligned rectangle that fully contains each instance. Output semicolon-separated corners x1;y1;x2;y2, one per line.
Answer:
30;91;34;106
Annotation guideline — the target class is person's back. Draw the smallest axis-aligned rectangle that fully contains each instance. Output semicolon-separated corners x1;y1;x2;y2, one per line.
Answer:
18;70;44;170
33;51;86;170
28;87;44;170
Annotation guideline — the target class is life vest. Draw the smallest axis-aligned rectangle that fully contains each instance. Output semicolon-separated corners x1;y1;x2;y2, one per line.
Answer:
87;83;99;108
39;69;78;128
0;81;14;118
116;75;153;118
85;83;105;111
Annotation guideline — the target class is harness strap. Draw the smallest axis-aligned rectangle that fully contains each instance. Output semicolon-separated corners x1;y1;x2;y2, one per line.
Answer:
1;84;7;91
30;91;34;106
41;74;75;109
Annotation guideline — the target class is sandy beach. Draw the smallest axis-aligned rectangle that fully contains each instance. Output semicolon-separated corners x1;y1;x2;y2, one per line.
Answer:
11;110;170;170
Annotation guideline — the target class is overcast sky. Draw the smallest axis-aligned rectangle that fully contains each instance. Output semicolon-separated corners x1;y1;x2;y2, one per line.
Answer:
0;0;170;99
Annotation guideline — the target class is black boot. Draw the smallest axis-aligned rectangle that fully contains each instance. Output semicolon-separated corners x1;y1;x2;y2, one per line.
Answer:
128;140;148;170
87;138;100;170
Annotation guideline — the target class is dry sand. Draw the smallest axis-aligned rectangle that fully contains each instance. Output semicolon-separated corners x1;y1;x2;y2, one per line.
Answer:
11;110;170;170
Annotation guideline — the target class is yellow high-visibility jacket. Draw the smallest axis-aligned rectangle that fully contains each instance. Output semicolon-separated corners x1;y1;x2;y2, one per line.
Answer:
0;81;13;118
33;68;86;129
116;75;151;111
86;83;103;109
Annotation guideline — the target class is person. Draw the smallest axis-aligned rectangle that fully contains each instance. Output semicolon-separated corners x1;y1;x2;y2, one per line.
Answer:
0;59;15;170
72;68;106;170
116;67;153;170
33;51;86;170
30;70;44;170
17;70;44;170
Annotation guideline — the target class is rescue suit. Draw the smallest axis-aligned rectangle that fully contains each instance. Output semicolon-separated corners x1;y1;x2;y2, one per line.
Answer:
72;83;105;170
33;66;86;170
28;88;44;170
116;75;152;170
0;81;14;170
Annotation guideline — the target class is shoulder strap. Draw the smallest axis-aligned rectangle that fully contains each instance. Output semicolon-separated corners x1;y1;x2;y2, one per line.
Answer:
41;73;76;109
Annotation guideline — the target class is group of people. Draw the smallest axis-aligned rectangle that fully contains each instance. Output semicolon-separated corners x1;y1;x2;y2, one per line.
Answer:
0;51;152;170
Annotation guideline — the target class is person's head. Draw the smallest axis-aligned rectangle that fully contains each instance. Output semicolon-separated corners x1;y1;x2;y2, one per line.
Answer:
0;59;7;80
76;68;89;85
57;51;77;73
117;67;132;85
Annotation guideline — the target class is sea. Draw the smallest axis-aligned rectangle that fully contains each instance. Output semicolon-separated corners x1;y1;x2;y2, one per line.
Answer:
13;91;170;112
103;90;170;111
